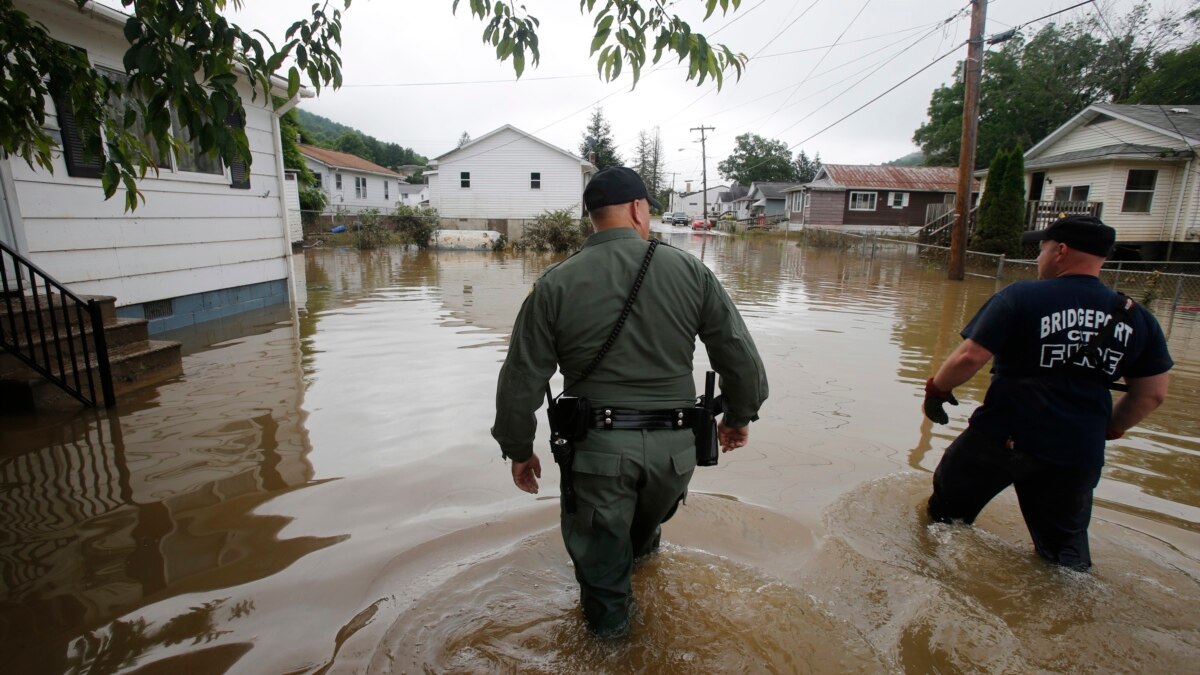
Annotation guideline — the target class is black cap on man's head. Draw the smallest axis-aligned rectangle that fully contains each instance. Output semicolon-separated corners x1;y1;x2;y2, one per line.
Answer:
584;166;662;212
1020;214;1116;257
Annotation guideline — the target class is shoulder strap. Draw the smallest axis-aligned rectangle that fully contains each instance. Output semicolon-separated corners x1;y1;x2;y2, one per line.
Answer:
1062;292;1134;380
545;239;659;408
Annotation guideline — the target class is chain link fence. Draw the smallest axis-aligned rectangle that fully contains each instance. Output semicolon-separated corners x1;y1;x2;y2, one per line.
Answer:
803;227;1200;350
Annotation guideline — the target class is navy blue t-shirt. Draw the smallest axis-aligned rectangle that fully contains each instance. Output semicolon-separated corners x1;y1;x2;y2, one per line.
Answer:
962;274;1173;468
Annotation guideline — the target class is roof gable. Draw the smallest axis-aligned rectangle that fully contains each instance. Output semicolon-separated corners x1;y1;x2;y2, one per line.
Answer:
433;124;594;168
1027;104;1200;160
298;144;402;177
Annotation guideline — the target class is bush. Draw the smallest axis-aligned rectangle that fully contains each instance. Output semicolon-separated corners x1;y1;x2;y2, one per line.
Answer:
971;146;1025;257
522;208;587;252
393;204;438;248
796;227;856;249
299;185;327;214
353;209;392;250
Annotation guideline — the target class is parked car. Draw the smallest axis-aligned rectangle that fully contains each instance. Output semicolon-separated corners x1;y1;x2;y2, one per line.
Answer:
665;211;689;226
690;218;713;231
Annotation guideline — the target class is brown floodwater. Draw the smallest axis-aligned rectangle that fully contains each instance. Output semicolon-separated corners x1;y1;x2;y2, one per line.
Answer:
2;227;1198;673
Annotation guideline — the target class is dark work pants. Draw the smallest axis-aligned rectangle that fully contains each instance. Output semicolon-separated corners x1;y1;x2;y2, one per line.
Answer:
561;428;696;634
928;426;1103;570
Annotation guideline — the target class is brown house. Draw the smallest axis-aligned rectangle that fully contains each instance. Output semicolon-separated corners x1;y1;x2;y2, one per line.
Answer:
788;165;977;233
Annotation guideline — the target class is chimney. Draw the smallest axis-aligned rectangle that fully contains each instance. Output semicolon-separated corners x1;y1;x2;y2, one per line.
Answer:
588;151;597;165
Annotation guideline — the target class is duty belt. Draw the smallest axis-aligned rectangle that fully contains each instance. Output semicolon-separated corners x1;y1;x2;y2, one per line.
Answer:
591;407;702;430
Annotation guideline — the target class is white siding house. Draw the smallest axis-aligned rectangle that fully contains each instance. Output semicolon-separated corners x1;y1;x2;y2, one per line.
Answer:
396;182;429;207
1020;104;1200;259
426;125;594;237
0;0;303;334
298;145;405;216
670;184;729;219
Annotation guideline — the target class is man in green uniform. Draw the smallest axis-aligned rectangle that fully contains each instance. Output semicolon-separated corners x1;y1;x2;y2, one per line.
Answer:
491;166;768;638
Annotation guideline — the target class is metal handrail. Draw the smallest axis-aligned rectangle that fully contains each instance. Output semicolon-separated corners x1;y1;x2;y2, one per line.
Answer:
0;239;114;408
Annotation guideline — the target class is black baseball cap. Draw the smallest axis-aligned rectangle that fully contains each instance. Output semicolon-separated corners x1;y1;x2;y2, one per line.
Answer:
584;166;662;211
1021;214;1116;257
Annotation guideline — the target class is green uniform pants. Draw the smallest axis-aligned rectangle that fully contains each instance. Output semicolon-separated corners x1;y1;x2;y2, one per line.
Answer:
560;427;697;632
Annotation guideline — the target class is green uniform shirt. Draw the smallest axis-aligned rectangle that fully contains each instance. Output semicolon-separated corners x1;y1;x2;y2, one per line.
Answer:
491;228;768;462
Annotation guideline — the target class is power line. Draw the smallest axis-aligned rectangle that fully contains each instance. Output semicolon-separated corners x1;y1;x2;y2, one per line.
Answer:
759;0;875;128
788;40;966;149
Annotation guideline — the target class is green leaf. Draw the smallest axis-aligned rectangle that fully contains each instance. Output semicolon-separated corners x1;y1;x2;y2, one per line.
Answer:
590;29;610;54
513;48;525;78
287;67;300;98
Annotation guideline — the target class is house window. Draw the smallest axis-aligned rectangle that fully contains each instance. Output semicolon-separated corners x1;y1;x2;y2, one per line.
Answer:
355;176;368;199
1052;185;1091;202
888;192;909;208
170;109;223;175
803;193;810;208
384;180;389;200
461;171;470;188
336;173;343;190
849;191;877;211
97;67;172;170
313;172;322;187
531;172;541;189
1121;170;1157;213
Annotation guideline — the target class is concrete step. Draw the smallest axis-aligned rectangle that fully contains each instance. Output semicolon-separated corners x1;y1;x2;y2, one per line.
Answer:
0;293;117;339
0;339;182;411
0;317;149;378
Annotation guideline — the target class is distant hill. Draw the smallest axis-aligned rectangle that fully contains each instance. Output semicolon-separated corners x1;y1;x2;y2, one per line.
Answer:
884;151;926;167
296;109;427;172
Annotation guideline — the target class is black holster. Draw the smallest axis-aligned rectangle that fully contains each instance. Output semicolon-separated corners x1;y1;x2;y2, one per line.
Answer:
694;371;725;467
550;435;577;514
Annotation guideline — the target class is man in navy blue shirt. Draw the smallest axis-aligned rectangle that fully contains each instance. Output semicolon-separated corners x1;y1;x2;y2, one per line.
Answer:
922;215;1173;569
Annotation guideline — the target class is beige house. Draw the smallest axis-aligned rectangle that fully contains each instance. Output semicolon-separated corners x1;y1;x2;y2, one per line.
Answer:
1018;103;1199;259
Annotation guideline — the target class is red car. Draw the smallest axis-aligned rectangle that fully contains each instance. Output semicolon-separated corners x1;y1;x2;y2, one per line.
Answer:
690;218;713;231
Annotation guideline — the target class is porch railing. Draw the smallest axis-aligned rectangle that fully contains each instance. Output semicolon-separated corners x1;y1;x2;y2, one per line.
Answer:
0;239;115;408
1024;200;1103;231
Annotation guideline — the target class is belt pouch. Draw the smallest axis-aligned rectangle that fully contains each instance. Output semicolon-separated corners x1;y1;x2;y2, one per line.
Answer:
551;396;591;441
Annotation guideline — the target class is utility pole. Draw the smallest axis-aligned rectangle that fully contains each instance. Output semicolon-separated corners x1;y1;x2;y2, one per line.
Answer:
691;125;714;224
949;0;987;281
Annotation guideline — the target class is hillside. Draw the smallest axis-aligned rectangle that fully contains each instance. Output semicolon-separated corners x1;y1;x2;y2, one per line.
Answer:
296;109;428;171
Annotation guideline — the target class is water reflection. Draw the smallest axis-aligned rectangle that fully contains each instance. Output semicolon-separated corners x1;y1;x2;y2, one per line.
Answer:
1;237;1197;672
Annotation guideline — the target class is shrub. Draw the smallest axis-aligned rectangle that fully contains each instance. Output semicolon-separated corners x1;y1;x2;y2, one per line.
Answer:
393;204;438;248
522;208;587;252
971;146;1025;257
353;209;392;250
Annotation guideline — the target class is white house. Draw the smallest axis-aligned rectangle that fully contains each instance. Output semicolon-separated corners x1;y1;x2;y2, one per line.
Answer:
298;144;405;216
0;0;305;334
396;182;429;207
670;184;729;219
426;125;595;237
1016;103;1200;259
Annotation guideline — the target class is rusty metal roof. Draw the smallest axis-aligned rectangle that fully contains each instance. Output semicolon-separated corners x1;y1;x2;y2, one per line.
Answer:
299;144;403;178
821;164;974;192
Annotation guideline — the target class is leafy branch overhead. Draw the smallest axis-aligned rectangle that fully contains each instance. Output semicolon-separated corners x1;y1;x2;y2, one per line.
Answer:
2;0;748;212
455;0;748;88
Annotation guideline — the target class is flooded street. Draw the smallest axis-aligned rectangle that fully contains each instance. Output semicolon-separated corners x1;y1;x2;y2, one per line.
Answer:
3;228;1199;673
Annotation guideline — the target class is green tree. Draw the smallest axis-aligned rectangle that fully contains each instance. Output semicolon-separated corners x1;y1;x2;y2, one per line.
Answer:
971;147;1025;256
633;127;664;201
718;133;799;185
794;149;821;183
580;107;622;171
1;0;747;210
457;131;472;148
334;131;374;162
1128;43;1200;102
913;2;1192;169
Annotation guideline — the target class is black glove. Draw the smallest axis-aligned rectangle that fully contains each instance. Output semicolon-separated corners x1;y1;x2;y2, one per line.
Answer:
923;377;958;424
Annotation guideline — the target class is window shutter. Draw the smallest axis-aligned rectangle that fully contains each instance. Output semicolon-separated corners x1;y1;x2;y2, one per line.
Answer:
227;112;251;189
49;87;103;179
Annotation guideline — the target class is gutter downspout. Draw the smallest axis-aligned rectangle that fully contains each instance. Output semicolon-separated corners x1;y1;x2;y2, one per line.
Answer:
271;90;312;315
0;159;29;255
1165;157;1192;261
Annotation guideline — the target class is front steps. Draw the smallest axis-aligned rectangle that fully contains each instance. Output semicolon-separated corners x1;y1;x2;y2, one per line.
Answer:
0;294;182;410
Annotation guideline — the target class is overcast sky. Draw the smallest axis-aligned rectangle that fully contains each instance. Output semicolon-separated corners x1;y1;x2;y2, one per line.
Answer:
212;0;1178;189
